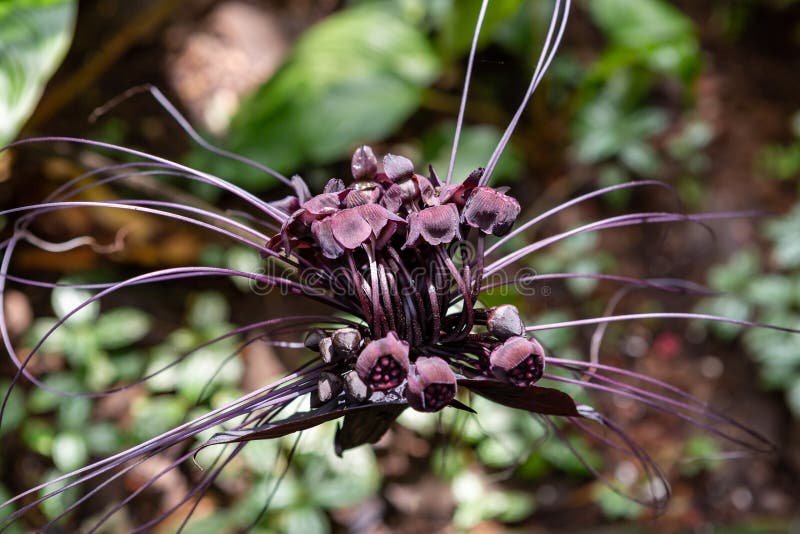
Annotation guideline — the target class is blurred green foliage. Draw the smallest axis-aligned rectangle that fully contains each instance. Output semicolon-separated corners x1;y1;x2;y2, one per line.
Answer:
0;0;76;146
193;2;440;189
698;201;800;416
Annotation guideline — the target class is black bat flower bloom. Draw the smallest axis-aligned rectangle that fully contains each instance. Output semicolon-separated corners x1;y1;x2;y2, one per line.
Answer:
0;0;797;531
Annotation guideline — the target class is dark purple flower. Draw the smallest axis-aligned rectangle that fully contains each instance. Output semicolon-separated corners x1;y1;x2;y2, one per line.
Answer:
405;356;457;412
462;186;521;236
489;336;546;387
404;204;461;247
355;331;410;391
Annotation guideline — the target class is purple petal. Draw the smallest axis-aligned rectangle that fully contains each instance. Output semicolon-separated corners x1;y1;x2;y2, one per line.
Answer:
462;186;521;236
419;204;460;245
330;208;372;250
303;193;341;216
311;218;345;259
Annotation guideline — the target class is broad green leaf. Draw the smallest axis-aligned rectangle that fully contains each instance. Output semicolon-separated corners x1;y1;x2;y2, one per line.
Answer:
0;0;76;145
200;3;440;189
51;285;99;325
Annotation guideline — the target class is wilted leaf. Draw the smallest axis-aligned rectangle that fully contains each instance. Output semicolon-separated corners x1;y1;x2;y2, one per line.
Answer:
0;0;76;146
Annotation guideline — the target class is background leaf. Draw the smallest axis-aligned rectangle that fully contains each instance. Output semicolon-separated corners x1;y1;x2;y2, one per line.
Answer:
0;0;76;146
196;2;440;189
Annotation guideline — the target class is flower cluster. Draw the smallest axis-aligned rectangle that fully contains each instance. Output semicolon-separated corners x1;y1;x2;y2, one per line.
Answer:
265;146;542;415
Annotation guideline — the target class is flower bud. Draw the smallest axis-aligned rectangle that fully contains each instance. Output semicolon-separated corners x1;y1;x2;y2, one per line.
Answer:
352;145;378;181
383;154;414;183
304;329;326;351
355;331;410;391
316;372;343;403
343;370;369;402
486;304;524;339
405;357;457;412
332;327;362;356
489;336;545;387
319;337;335;363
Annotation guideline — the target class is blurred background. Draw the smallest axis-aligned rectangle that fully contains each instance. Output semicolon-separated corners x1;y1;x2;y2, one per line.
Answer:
2;0;800;532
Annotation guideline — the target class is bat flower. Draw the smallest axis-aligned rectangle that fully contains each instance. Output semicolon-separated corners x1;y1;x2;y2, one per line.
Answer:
1;2;795;531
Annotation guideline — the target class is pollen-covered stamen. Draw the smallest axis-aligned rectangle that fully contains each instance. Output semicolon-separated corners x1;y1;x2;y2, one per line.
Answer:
486;304;525;339
490;336;546;387
355;331;410;391
405;356;457;412
462;186;521;236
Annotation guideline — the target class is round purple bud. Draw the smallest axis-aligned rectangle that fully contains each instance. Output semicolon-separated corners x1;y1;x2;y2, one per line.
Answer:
352;145;378;181
405;356;457;412
355;331;410;391
332;327;362;356
489;336;546;387
486;304;525;340
383;154;414;183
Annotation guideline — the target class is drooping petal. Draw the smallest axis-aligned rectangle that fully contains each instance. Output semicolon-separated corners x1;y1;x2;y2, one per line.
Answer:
404;204;460;247
462;186;521;236
330;207;373;250
303;193;341;216
489;336;546;387
311;218;345;259
381;184;404;213
405;356;457;412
